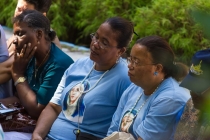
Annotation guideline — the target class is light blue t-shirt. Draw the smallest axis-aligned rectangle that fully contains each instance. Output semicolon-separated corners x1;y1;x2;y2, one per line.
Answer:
108;77;191;140
48;57;131;140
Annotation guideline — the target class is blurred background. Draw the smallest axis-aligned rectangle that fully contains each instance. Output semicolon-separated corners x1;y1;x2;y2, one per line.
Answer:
1;0;210;63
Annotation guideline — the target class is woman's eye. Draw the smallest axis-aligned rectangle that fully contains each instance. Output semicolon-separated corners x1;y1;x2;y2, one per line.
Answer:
102;41;108;46
18;32;22;36
95;35;99;40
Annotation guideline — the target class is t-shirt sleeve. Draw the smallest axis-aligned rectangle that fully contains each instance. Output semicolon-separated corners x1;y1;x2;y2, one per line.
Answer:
37;65;67;105
136;97;185;140
50;67;69;105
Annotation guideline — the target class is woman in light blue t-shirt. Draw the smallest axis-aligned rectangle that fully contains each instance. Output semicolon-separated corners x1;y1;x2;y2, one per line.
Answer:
107;36;191;140
32;17;134;140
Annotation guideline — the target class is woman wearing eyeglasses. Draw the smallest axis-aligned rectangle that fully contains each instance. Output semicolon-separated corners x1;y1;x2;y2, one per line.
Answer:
32;17;133;140
107;35;191;140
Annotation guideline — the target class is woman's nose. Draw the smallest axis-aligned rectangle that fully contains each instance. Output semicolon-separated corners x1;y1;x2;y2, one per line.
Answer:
128;63;134;70
12;37;18;45
92;41;100;49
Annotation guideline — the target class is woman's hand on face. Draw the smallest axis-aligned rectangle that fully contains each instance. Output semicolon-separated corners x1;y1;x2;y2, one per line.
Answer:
12;43;37;79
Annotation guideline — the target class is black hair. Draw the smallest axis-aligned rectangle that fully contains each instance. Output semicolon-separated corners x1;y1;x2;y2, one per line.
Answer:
25;0;52;13
104;17;134;48
136;35;189;81
13;9;56;41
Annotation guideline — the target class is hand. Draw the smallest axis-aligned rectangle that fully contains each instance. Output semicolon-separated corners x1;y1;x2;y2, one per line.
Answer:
11;43;37;80
7;36;16;56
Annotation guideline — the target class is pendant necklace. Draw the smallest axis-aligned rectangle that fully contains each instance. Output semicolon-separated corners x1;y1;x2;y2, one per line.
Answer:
122;79;164;132
34;48;51;78
74;62;117;137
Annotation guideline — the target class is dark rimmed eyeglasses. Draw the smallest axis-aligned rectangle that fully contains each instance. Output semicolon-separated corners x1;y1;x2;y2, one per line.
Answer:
90;33;111;49
127;57;156;67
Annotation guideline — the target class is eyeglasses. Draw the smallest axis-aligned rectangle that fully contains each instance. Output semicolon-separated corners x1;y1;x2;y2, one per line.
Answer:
90;33;110;49
127;57;156;67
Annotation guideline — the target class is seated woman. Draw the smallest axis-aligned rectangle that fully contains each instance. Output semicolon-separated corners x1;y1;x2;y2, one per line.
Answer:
32;17;133;140
0;0;61;97
107;36;191;140
8;0;61;53
0;10;74;120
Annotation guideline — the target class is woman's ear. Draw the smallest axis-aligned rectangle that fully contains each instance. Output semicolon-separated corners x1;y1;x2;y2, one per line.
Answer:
36;29;43;40
155;64;164;73
118;47;126;56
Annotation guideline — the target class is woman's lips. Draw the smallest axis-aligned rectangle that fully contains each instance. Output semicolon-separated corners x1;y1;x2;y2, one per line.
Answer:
128;71;133;77
91;49;98;55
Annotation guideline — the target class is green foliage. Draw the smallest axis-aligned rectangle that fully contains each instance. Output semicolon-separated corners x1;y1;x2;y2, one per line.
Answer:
0;0;16;27
132;0;210;64
48;0;81;42
0;0;210;63
75;0;151;43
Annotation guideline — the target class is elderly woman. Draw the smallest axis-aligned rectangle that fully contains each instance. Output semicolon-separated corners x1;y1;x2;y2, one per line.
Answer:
32;17;133;140
0;10;73;120
107;36;191;140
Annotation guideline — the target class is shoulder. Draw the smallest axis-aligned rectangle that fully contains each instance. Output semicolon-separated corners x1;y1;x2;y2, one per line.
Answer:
109;58;129;78
64;57;92;74
121;83;142;99
49;43;74;68
155;77;191;104
115;58;128;71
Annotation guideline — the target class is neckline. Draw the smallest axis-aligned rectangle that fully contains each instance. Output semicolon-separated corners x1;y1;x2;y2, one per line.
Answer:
34;48;51;78
80;63;109;94
121;79;164;133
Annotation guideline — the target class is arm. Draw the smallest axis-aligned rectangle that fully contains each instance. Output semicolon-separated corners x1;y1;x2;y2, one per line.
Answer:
0;55;14;84
7;35;16;57
11;44;41;118
0;96;20;105
32;102;61;140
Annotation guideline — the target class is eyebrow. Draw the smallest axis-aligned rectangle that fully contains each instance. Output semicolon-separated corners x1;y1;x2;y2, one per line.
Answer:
130;56;140;61
95;32;109;45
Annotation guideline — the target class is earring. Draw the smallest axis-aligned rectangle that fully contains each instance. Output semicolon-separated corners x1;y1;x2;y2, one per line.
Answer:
37;41;40;44
116;55;120;63
154;71;158;76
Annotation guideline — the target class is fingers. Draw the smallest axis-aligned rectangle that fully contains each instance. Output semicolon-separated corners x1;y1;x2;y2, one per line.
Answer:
19;44;27;57
20;43;36;58
25;43;37;59
28;46;37;60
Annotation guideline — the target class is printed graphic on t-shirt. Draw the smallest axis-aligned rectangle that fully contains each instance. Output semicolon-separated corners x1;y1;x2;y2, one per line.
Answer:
63;81;90;123
120;109;137;133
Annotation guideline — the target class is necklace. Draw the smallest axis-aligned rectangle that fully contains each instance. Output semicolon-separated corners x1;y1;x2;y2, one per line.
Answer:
34;48;51;78
79;63;109;94
75;62;117;135
122;79;164;132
